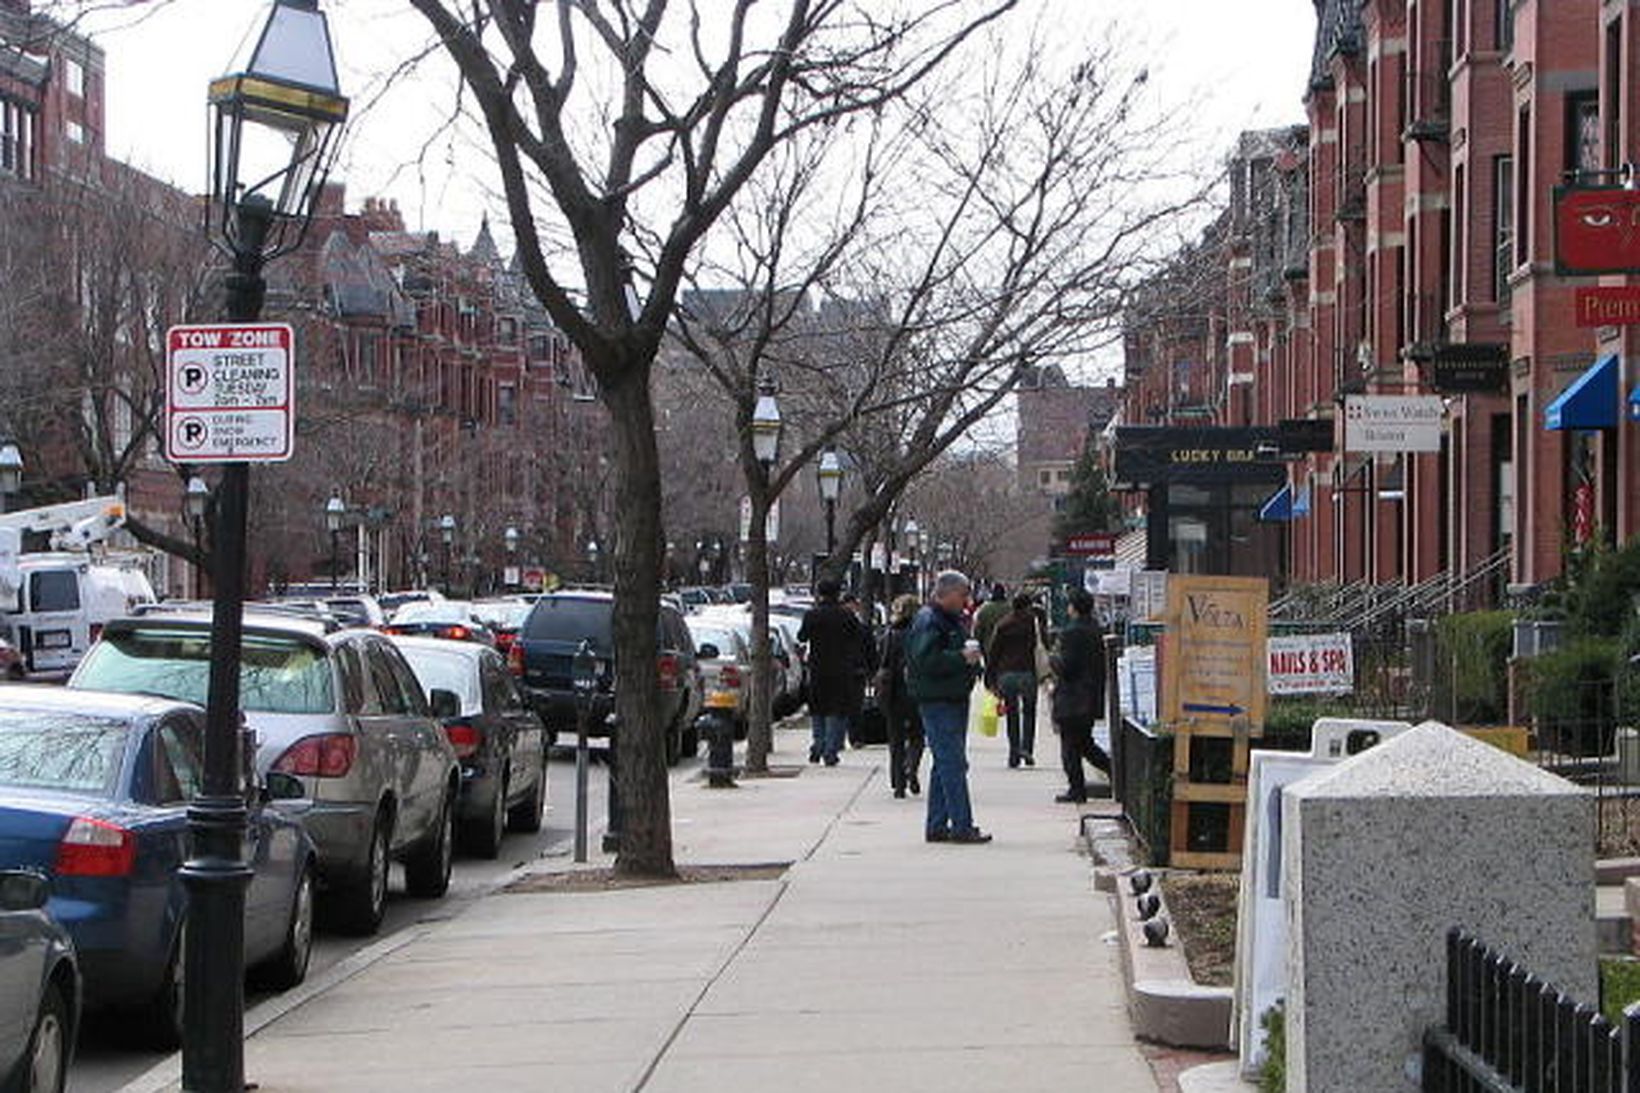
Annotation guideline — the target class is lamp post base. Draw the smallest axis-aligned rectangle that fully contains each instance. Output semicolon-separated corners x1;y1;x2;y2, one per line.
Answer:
179;795;253;1093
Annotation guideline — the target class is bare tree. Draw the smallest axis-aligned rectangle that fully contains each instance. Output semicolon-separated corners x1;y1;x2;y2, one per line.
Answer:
406;0;1015;876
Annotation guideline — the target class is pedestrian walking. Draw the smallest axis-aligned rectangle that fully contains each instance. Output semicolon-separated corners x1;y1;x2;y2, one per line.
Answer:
877;594;925;798
798;578;869;766
985;593;1046;769
905;570;990;844
972;582;1009;653
1050;587;1111;804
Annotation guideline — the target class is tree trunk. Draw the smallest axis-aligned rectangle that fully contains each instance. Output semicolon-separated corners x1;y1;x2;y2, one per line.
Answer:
744;484;776;774
603;366;675;879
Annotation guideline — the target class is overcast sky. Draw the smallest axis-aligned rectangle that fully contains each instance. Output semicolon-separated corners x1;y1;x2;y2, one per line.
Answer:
76;0;1318;254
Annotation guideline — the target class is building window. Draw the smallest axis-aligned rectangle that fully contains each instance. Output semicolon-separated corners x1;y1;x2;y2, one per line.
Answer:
1567;92;1601;177
1606;20;1623;169
1494;154;1514;305
1451;163;1466;311
0;101;30;179
64;58;84;99
499;383;517;426
1514;106;1530;267
65;120;84;145
1496;0;1513;52
1038;469;1052;488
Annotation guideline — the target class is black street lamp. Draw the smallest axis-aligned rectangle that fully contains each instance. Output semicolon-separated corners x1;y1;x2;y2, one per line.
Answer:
751;382;781;466
0;443;22;514
817;449;843;558
504;525;519;590
440;513;456;594
587;539;601;582
324;493;345;591
188;3;347;1091
185;476;210;591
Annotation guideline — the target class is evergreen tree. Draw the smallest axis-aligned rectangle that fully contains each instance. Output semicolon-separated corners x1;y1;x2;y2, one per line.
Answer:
1053;443;1121;542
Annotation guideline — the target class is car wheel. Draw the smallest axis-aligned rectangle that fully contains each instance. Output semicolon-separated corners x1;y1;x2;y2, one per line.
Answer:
465;774;507;860
506;754;546;834
329;812;390;936
139;926;184;1050
404;792;454;898
12;980;69;1093
257;863;315;991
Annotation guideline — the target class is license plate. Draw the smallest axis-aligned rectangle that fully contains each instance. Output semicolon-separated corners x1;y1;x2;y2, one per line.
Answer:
35;631;70;651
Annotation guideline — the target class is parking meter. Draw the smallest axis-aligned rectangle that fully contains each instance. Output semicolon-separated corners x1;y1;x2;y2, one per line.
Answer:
571;639;597;862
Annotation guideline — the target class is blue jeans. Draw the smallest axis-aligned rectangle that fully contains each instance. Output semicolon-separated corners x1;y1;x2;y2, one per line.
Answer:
811;714;850;761
919;701;974;836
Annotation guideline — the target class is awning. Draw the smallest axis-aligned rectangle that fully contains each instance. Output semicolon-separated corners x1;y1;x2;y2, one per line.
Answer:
1545;354;1619;431
1257;484;1294;523
1629;385;1640;423
1292;482;1312;517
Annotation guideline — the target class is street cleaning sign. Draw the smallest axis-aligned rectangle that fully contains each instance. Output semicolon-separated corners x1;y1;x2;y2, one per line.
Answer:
1161;575;1269;731
164;323;295;463
1266;632;1354;696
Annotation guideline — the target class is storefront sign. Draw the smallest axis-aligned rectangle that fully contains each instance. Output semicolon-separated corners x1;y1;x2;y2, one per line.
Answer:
1277;418;1334;454
1430;344;1510;394
1065;532;1117;558
1554;186;1640;275
1161;575;1269;729
1112;426;1287;487
1575;286;1640;327
1343;395;1444;453
1266;632;1354;696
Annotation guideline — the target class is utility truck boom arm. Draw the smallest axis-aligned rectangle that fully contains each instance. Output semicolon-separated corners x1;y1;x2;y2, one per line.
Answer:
0;496;127;607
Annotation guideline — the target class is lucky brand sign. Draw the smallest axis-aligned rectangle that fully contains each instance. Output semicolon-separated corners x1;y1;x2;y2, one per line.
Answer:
1266;632;1354;696
1343;395;1444;454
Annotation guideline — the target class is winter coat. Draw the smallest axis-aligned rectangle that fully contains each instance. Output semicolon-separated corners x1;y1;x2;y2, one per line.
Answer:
985;609;1044;689
798;601;869;718
905;604;978;705
1050;616;1106;724
877;621;912;711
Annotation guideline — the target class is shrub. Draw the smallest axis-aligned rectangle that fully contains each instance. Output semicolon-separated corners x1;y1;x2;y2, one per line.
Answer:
1262;699;1353;751
1528;638;1621;756
1433;611;1515;725
1562;538;1640;640
1259;1003;1286;1093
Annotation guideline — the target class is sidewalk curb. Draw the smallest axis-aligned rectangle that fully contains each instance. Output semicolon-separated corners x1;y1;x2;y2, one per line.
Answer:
113;847;573;1093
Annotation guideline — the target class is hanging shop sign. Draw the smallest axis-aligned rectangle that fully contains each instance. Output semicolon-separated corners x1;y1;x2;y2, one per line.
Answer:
1554;185;1640;275
1575;286;1640;328
1429;344;1510;394
1343;395;1444;453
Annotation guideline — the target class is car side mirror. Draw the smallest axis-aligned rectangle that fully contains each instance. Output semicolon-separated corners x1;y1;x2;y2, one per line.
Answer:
429;688;461;720
263;772;308;802
697;643;720;660
0;871;49;912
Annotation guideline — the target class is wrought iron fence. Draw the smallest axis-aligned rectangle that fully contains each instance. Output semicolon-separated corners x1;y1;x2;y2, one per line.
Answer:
1423;928;1638;1092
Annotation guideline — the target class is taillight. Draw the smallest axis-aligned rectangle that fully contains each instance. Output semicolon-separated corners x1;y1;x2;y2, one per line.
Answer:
382;626;406;636
444;722;481;759
658;654;679;691
273;733;358;778
720;664;742;689
56;816;135;877
507;641;525;677
443;625;472;641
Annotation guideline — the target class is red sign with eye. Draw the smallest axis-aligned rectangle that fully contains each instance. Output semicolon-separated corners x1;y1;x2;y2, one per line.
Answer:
1554;186;1640;275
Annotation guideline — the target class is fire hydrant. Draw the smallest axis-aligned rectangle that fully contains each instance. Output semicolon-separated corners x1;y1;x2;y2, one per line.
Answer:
700;690;738;788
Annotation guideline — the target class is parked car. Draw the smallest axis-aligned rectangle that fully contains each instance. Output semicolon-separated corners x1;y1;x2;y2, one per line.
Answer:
68;614;460;936
322;594;388;630
5;556;156;677
685;618;750;731
377;589;444;616
677;587;713;613
0;869;77;1093
698;607;806;719
512;592;703;763
473;600;532;659
389;636;548;858
0;686;313;1049
384;601;496;646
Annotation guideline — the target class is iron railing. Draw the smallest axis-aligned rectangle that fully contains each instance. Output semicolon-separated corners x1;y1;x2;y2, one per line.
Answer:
1423;929;1639;1092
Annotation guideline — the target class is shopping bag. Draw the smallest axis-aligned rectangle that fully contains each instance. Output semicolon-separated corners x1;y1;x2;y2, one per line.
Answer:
970;691;1001;737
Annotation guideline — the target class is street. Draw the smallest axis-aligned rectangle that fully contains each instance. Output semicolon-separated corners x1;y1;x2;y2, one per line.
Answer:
67;751;629;1093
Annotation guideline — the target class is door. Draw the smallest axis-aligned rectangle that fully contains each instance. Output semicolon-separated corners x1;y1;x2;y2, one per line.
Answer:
481;653;535;803
334;641;398;840
385;644;452;819
21;568;83;673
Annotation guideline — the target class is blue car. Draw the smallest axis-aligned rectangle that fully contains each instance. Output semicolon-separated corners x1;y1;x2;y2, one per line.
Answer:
0;687;316;1048
0;870;78;1093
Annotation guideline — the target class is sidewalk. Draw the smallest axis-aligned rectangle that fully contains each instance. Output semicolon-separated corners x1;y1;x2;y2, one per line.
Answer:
131;723;1151;1092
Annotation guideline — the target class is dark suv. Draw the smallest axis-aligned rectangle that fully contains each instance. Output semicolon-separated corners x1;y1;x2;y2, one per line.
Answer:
511;592;703;765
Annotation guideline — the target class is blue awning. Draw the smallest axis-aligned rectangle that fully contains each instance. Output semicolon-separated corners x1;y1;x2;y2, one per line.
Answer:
1292;483;1312;517
1257;484;1294;523
1545;354;1619;431
1629;385;1640;423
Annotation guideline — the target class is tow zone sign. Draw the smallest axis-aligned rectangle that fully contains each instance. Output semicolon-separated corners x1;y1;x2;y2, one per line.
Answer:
165;323;295;463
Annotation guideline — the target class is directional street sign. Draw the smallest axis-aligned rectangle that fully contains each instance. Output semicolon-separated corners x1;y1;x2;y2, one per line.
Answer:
1161;574;1269;732
164;323;295;463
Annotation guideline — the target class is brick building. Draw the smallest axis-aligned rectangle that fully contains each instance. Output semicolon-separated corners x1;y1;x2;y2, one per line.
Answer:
1120;0;1640;595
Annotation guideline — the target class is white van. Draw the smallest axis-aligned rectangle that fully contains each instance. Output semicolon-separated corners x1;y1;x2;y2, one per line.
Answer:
9;554;156;675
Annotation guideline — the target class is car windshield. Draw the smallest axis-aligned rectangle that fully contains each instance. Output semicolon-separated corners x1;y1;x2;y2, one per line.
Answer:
74;628;336;715
0;710;129;796
395;646;481;716
524;597;612;650
474;603;530;629
393;602;473;625
688;627;738;657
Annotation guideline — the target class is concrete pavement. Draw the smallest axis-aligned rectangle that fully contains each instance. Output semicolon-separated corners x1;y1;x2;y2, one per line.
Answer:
126;723;1152;1092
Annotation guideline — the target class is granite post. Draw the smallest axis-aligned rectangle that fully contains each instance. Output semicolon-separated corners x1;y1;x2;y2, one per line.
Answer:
1283;722;1593;1092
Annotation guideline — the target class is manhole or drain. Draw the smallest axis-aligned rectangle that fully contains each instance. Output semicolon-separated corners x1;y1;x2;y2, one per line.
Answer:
505;862;791;894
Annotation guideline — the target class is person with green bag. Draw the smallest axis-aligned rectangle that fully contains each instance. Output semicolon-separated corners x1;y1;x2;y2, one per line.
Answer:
906;570;990;845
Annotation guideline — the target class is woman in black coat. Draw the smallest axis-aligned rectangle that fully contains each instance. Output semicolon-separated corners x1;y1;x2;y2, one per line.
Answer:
1049;587;1110;803
877;594;925;798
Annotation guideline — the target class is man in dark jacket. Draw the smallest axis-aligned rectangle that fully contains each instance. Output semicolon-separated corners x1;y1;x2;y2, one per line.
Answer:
906;570;990;844
798;578;869;766
1050;587;1110;803
985;593;1045;769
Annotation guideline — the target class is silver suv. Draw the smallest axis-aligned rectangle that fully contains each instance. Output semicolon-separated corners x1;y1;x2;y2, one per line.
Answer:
69;612;460;935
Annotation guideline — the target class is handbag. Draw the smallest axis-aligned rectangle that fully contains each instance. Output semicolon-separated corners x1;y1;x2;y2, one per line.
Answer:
969;690;1001;737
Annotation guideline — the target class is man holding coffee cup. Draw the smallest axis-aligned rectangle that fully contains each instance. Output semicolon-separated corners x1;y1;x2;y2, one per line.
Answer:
905;570;991;844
